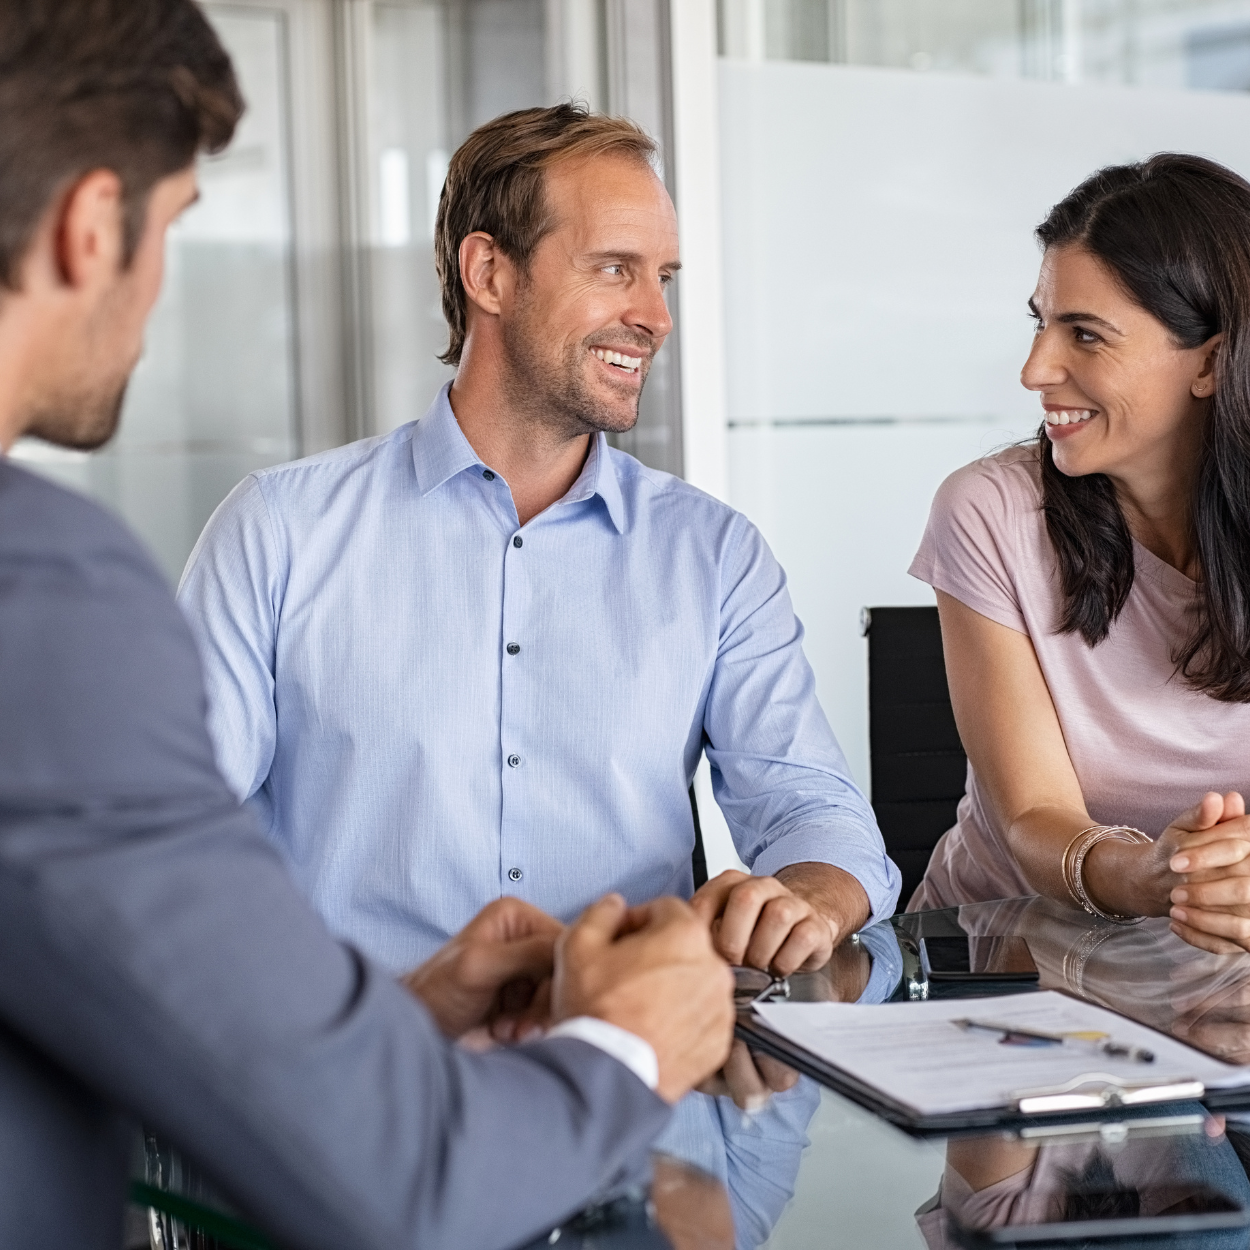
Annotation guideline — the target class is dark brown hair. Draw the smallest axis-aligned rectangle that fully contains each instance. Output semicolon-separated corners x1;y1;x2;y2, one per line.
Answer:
434;103;657;366
1036;153;1250;701
0;0;243;288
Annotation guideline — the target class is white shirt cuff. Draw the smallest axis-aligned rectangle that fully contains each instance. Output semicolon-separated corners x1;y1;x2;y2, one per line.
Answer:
545;1016;660;1091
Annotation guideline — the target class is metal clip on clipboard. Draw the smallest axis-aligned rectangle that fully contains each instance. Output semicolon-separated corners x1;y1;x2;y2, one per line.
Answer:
750;976;791;1007
732;967;791;1009
1010;1073;1206;1115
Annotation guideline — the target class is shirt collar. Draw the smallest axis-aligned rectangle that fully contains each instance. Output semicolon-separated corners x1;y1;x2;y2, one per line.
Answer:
410;382;627;534
555;431;626;534
410;383;482;497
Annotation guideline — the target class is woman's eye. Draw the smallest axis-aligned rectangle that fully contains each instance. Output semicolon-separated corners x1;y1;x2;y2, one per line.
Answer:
1074;327;1100;344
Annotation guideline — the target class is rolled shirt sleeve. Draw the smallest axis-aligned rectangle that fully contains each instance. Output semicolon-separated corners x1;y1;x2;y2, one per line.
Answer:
705;515;901;925
175;392;900;966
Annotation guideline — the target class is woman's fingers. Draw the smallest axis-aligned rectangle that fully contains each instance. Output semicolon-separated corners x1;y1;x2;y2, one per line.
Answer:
1170;830;1250;874
1170;906;1250;953
1174;1015;1250;1064
1168;792;1233;836
1172;872;1250;910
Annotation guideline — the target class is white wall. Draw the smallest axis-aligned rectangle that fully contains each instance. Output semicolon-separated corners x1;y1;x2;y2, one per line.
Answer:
717;60;1250;792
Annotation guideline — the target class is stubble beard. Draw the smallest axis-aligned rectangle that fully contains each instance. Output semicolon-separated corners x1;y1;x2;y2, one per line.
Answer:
25;376;128;452
500;297;651;440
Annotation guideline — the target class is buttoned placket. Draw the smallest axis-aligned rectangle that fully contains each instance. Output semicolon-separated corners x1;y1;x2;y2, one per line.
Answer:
498;485;532;896
490;455;603;899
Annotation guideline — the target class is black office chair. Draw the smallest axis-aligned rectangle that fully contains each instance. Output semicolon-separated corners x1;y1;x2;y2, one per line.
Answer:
863;606;967;906
690;784;708;889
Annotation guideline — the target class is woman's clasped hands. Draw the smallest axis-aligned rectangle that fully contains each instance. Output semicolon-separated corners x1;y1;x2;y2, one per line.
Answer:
1160;791;1250;954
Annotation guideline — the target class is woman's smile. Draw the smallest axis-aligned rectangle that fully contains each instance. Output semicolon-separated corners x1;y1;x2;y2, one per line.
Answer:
1043;404;1098;440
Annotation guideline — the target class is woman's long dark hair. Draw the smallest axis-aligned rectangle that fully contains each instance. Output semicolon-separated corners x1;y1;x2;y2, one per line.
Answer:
1037;153;1250;702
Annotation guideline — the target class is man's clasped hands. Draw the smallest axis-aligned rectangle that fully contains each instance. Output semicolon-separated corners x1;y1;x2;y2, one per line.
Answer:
403;870;835;1108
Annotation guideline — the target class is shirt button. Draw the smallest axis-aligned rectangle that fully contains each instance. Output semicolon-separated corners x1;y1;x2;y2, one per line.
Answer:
508;867;523;882
513;535;523;548
506;643;520;655
507;753;521;768
483;469;495;481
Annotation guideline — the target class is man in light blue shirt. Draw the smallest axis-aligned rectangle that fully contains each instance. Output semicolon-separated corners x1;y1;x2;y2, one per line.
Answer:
179;103;900;980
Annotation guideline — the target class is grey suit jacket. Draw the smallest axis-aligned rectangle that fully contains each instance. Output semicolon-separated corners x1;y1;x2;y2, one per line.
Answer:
0;461;669;1249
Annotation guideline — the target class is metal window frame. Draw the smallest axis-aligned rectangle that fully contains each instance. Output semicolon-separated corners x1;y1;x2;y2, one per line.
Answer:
218;0;687;468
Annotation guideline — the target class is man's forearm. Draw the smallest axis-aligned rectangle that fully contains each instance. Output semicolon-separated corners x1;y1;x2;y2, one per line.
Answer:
775;862;871;944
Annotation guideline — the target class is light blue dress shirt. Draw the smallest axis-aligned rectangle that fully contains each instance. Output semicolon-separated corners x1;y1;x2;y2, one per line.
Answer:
179;385;900;971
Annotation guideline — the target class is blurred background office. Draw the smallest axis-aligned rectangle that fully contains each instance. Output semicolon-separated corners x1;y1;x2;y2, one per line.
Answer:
17;0;1250;883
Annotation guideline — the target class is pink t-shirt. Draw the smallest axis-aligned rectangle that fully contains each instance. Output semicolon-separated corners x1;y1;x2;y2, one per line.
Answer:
907;446;1250;911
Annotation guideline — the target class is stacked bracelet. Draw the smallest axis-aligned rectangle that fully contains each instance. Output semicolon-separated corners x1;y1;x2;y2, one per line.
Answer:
1061;824;1151;924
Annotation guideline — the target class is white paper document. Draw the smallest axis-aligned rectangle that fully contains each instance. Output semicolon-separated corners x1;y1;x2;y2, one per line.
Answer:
754;991;1250;1118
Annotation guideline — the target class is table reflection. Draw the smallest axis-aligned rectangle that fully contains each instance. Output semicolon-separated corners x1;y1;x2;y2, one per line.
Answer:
915;1112;1250;1248
943;896;1250;1065
137;898;1250;1250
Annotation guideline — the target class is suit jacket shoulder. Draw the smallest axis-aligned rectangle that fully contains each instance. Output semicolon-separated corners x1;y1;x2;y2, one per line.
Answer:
0;459;670;1250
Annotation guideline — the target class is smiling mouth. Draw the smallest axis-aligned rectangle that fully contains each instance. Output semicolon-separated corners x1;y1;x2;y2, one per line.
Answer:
591;346;642;375
1045;408;1096;426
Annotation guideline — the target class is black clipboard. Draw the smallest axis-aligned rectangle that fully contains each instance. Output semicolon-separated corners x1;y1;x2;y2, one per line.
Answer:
734;1007;1250;1137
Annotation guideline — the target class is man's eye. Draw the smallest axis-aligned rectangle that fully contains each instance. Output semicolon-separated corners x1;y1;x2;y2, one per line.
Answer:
602;264;623;276
660;273;673;287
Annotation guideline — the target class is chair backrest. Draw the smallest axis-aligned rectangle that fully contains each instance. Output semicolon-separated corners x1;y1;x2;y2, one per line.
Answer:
864;606;967;905
690;784;708;889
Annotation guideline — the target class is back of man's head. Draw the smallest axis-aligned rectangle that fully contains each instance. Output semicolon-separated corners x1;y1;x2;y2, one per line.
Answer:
434;102;658;368
0;0;243;290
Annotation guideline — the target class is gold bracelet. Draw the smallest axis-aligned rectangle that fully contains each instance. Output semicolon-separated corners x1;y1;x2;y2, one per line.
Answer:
1062;825;1151;924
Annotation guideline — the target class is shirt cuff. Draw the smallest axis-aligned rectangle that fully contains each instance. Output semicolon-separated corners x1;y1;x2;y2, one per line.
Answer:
751;822;903;927
546;1017;659;1091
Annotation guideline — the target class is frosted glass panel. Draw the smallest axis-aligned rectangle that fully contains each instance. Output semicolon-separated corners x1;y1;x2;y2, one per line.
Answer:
721;62;1250;425
729;420;1025;790
719;0;1250;89
12;7;298;585
368;3;457;433
720;60;1250;789
367;0;554;435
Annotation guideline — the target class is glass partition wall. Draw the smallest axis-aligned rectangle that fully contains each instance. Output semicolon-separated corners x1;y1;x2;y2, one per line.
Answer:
715;0;1250;791
13;5;301;584
360;0;683;460
13;0;681;585
719;0;1250;87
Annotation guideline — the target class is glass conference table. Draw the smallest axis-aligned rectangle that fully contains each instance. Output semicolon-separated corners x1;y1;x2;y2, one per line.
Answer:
134;896;1250;1250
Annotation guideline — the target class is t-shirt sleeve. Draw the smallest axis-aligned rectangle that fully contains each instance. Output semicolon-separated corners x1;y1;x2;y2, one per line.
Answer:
909;458;1029;634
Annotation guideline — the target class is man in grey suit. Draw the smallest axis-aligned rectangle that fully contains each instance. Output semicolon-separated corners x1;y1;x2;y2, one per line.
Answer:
0;3;734;1247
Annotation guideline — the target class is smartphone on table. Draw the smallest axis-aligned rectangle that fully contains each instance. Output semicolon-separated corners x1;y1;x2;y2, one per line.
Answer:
920;935;1039;984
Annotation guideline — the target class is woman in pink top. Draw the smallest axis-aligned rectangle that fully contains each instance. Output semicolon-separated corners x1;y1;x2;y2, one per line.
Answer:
909;153;1250;954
